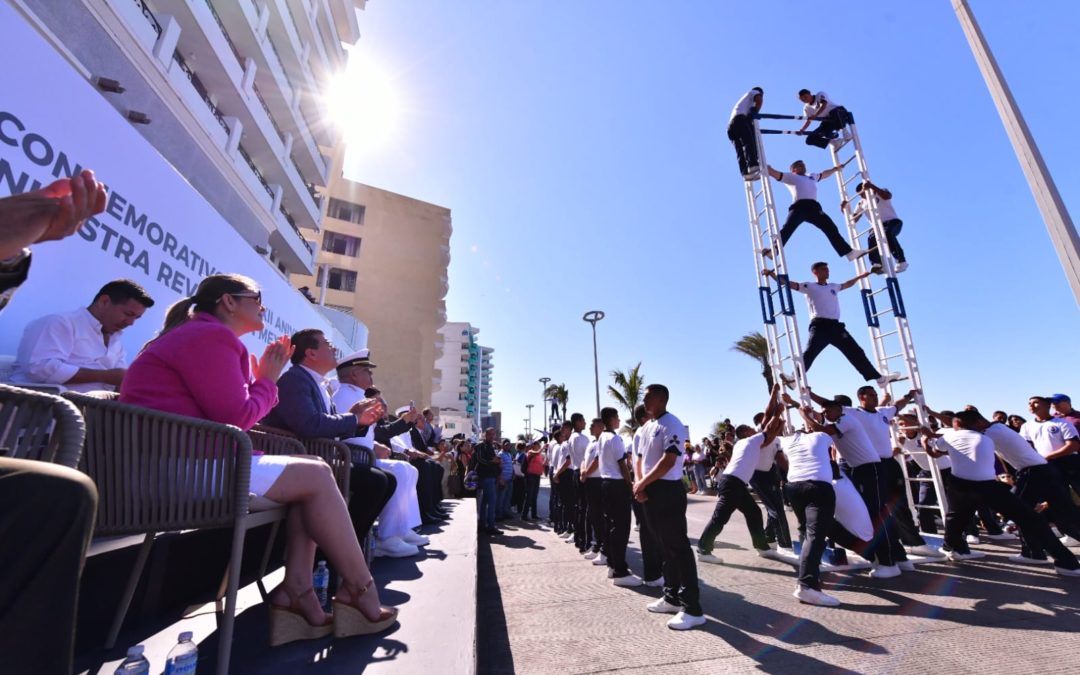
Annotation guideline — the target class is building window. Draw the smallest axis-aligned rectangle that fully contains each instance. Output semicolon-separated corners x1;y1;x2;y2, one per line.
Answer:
321;230;361;257
315;266;358;292
328;197;365;224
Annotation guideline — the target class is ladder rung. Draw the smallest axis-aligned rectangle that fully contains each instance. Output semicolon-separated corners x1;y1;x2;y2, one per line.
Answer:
843;172;861;187
872;309;894;318
869;287;889;296
883;352;905;361
877;329;898;338
757;208;767;218
856;226;875;239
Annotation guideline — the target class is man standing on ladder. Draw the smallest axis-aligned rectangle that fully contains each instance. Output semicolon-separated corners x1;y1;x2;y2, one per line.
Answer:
764;263;899;388
843;181;909;274
728;87;764;180
796;89;851;150
765;162;870;262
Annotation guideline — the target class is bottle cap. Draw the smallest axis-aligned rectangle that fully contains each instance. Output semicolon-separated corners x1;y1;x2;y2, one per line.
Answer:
179;631;193;641
317;560;328;567
127;645;145;656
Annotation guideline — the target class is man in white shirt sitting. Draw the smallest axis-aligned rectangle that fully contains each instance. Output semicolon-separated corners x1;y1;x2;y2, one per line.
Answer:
766;161;869;261
12;279;153;391
767;262;897;388
796;89;851;149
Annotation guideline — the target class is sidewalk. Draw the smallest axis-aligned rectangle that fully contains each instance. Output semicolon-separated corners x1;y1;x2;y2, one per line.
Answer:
478;481;1080;674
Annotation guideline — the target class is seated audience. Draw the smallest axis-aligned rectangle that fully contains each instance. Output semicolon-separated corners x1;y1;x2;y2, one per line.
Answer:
120;273;397;644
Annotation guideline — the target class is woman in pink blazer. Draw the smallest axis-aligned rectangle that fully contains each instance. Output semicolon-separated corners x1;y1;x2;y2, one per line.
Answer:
121;274;396;644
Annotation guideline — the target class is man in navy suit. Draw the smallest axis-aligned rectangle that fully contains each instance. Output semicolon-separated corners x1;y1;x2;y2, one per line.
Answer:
263;329;396;547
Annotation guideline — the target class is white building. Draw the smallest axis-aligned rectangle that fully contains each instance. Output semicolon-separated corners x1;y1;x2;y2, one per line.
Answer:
432;321;494;433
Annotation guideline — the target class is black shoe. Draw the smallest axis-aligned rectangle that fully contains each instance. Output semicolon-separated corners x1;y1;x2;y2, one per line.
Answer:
485;527;503;535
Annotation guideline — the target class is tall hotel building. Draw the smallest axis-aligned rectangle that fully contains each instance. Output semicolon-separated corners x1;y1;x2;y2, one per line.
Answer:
432;321;493;436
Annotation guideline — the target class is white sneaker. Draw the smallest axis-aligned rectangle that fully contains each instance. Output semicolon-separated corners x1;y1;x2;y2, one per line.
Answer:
793;586;840;607
895;261;909;273
643;576;665;588
584;551;598;560
402;531;430;546
945;549;985;562
374;536;420;558
646;598;681;614
985;532;1017;542
907;544;942;557
1008;553;1052;565
776;546;796;558
591;554;608;566
898;560;916;572
1061;535;1080;547
757;548;784;561
845;247;871;261
869;564;901;578
966;534;981;545
1055;566;1080;577
667;611;707;630
613;574;643;588
697;551;724;565
875;372;903;388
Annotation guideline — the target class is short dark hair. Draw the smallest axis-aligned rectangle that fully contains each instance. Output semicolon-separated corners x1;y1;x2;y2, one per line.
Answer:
789;159;805;171
752;412;765;425
854;182;865;193
752;86;764;94
811;261;828;272
1029;395;1050;404
735;424;754;437
856;385;876;398
94;279;154;308
570;412;585;424
561;420;573;430
954;409;981;429
835;394;853;407
634;404;647;423
798;88;811;97
646;384;670;401
290;328;324;365
600;407;619;428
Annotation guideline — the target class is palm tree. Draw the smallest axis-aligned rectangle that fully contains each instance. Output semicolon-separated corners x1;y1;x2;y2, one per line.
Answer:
608;362;645;434
731;331;774;393
544;383;569;425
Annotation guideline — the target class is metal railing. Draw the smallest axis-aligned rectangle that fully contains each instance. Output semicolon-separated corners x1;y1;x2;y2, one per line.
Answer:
173;52;230;133
237;145;274;198
203;0;242;67
279;205;313;253
135;0;162;37
251;83;285;143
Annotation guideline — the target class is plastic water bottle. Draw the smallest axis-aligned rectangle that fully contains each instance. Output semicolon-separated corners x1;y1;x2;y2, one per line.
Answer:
313;561;330;611
164;631;198;675
114;645;150;674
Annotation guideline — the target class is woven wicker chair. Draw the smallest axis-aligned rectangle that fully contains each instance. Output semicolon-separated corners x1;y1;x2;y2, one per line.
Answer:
251;423;358;497
0;383;85;467
64;392;289;675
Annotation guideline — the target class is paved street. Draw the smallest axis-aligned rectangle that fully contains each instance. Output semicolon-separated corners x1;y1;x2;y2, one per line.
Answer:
478;482;1080;674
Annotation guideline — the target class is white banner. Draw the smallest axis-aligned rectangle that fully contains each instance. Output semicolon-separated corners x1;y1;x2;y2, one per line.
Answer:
0;2;364;360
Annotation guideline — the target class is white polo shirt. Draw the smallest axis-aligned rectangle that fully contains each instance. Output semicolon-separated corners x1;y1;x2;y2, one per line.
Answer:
779;171;822;202
832;413;879;467
984;423;1045;471
1020;418;1079;459
803;91;839;118
598;431;629;479
730;89;759;122
794;282;842;321
638;411;688;481
552;441;568;473
755;436;780;472
873;195;899;222
582;437;601;477
935;430;995;482
781;431;834;483
901;434;951;472
724;433;766;483
850;406;898;459
568;431;589;469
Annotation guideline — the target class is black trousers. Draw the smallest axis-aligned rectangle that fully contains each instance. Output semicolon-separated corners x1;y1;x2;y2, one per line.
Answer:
779;199;853;257
916;469;941;533
805;106;849;147
586;477;606;553
602;479;633;577
548;467;561;527
944;475;1079;569
868;219;906;265
751;468;792;548
846;462;901;565
1014;463;1080;559
556;471;578;534
728;114;758;174
524;473;542;519
698;474;769;554
1049;455;1080;502
410;458;444;516
575;471;590;550
785;480;835;591
803;318;882;381
881;457;926;546
349;464;397;542
0;459;97;675
512;475;526;511
642;480;701;615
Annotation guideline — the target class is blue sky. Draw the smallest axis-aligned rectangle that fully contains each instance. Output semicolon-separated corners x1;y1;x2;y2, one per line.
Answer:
341;1;1079;439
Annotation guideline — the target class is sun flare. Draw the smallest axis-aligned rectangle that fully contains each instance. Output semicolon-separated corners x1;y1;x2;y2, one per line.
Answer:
325;52;404;153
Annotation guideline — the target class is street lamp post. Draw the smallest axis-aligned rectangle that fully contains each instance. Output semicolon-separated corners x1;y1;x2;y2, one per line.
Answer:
526;404;534;438
539;376;551;436
582;310;605;417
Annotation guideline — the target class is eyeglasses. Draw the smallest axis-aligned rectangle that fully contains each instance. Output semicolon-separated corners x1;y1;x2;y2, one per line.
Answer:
221;291;263;306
